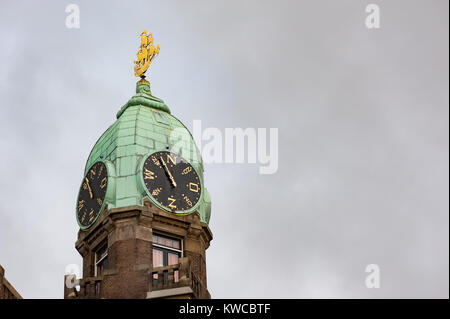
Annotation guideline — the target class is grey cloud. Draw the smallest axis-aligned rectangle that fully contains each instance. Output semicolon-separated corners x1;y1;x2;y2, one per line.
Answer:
0;0;447;298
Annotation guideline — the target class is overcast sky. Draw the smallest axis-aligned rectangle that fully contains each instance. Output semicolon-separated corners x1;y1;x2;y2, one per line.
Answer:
0;0;448;298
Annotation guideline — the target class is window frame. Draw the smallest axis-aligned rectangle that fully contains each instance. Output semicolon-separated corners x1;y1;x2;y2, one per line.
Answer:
94;241;108;277
152;233;183;284
152;235;183;258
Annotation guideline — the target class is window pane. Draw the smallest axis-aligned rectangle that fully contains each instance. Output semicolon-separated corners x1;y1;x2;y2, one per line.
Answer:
153;249;164;267
153;234;181;250
96;244;108;260
102;258;108;270
96;257;108;276
168;252;179;266
172;240;180;249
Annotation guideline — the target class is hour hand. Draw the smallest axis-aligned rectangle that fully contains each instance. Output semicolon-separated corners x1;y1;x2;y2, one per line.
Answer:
160;157;177;187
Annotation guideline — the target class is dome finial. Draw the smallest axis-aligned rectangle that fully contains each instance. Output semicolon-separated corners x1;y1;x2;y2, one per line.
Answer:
133;29;160;79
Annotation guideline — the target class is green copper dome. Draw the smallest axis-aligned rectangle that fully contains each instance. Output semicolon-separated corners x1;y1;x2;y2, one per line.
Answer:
84;79;211;224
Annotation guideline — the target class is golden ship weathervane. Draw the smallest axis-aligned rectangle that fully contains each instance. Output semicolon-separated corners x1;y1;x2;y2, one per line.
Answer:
134;29;160;78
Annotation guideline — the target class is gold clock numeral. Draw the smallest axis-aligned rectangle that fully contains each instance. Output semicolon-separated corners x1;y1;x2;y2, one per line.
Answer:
100;177;107;189
151;187;162;196
168;197;177;210
167;154;177;166
144;168;155;180
89;209;94;221
97;198;103;206
189;182;199;193
89;169;96;178
88;209;94;222
81;211;87;223
183;195;193;207
151;156;161;167
181;166;192;175
78;200;85;211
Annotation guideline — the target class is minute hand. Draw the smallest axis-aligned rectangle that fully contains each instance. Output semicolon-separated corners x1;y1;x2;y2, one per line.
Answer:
160;157;177;187
85;177;93;198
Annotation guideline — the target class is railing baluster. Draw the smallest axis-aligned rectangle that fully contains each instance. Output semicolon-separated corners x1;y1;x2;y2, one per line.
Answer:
158;270;164;289
151;260;200;296
168;268;174;284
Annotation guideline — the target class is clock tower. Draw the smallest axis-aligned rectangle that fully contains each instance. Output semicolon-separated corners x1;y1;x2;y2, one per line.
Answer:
64;31;212;299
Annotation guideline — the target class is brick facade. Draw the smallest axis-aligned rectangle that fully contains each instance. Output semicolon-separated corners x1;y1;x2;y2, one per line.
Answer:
64;198;212;299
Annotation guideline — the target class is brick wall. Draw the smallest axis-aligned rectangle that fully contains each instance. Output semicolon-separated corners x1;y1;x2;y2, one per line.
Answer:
0;265;22;299
66;202;212;299
101;238;151;298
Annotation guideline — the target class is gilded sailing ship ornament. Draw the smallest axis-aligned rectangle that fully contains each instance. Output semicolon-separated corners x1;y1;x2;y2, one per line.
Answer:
134;29;160;78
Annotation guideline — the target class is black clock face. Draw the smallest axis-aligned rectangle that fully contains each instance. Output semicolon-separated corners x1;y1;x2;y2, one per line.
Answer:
76;161;108;229
142;151;201;212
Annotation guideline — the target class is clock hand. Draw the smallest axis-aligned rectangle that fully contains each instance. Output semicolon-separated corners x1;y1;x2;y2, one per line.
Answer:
160;156;177;187
85;177;93;199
